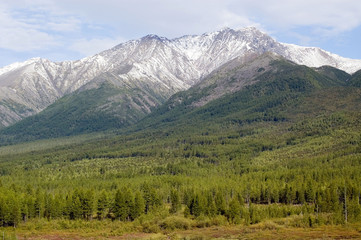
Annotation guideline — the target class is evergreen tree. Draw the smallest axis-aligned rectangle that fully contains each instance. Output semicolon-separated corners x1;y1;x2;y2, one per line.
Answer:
205;192;217;216
131;191;145;220
0;195;5;226
189;194;204;217
249;203;260;224
71;196;83;220
215;191;226;215
82;190;94;220
169;189;181;214
305;180;315;203
142;184;161;213
43;193;53;219
64;194;73;218
20;198;29;222
227;198;241;223
114;190;124;220
297;186;306;205
7;193;21;227
183;189;194;207
52;194;63;219
97;191;109;220
114;188;133;221
26;195;36;219
34;189;44;218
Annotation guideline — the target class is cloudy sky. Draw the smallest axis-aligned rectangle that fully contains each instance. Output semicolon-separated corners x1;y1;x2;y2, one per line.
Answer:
0;0;361;67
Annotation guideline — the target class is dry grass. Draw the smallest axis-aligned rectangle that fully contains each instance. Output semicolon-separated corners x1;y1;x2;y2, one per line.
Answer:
13;224;361;240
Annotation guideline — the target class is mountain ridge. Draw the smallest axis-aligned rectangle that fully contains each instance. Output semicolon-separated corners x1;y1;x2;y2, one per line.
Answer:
1;52;354;144
1;27;361;128
136;53;349;131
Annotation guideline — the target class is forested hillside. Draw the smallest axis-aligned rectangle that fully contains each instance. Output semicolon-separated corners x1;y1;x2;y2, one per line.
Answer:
0;57;361;239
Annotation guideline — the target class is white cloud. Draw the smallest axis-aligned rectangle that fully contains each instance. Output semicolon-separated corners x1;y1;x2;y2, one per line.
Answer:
243;0;361;35
2;0;361;40
69;37;126;56
45;17;81;32
10;5;82;33
216;9;261;30
0;28;57;52
0;0;361;64
2;0;361;33
0;6;59;51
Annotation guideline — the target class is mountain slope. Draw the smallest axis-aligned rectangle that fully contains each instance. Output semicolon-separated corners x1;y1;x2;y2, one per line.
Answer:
0;75;165;142
0;57;112;127
0;52;354;143
137;53;348;131
349;69;361;87
0;27;360;129
314;65;351;82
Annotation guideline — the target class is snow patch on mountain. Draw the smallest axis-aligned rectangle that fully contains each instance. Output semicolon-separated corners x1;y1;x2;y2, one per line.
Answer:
282;43;361;74
0;27;361;127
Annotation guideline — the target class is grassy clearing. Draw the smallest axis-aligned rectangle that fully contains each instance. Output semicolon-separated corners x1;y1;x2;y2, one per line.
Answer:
6;220;361;240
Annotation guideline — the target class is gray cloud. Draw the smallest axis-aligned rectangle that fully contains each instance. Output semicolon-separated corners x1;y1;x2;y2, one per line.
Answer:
0;0;360;64
49;0;361;36
0;4;59;51
69;36;126;56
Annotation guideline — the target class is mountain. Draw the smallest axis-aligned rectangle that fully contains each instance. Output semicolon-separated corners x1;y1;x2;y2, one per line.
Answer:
1;49;361;232
0;78;164;141
0;57;112;127
136;53;348;131
5;52;351;144
349;69;361;87
314;65;351;82
1;27;361;129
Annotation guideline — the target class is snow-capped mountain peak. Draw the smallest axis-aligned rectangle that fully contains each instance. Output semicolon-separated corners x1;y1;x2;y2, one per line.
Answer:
0;27;361;127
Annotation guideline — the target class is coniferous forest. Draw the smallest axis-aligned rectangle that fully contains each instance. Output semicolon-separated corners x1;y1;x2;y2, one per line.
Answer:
1;61;361;239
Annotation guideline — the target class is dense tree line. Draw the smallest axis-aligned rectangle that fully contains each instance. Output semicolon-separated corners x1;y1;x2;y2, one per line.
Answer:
0;96;361;230
0;176;360;227
0;185;159;226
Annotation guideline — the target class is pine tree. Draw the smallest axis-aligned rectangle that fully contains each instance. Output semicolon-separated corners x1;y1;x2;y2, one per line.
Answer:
113;190;123;220
131;191;145;220
206;193;217;216
215;191;226;215
71;196;83;220
43;193;53;219
52;194;63;219
34;189;44;218
97;191;109;220
114;188;133;221
169;189;181;214
296;185;305;204
142;184;161;213
64;194;73;218
26;195;36;219
83;190;94;220
0;195;5;226
7;194;21;227
183;189;194;207
227;198;241;223
20;201;28;222
305;180;315;203
190;194;205;217
249;203;260;224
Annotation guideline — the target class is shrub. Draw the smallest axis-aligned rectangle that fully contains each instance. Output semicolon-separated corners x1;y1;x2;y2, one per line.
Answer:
160;216;192;230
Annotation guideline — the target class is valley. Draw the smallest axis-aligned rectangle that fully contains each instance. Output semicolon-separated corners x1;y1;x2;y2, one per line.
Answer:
0;28;361;239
